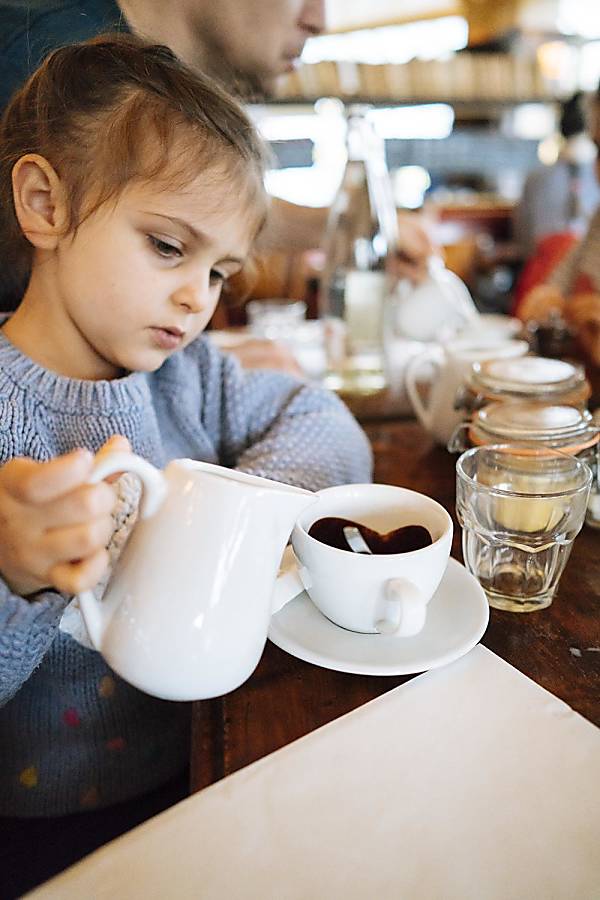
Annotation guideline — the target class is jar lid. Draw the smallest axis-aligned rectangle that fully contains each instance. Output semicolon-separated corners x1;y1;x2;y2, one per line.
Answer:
471;356;585;395
469;401;599;452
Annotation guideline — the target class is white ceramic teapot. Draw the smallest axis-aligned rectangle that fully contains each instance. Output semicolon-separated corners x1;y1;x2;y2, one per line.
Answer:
77;453;316;701
393;256;479;343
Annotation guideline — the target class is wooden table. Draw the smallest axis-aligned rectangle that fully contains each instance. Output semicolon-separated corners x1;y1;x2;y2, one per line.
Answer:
190;418;600;793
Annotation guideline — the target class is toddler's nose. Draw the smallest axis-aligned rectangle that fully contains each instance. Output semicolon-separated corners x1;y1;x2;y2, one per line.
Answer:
171;280;207;314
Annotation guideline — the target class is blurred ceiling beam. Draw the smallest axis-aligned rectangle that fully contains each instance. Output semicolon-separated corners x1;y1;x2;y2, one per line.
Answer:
460;0;520;44
325;1;459;33
325;0;562;42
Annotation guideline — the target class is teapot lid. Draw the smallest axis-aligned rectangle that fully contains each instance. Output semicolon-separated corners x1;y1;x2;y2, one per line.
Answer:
469;401;598;451
471;356;585;395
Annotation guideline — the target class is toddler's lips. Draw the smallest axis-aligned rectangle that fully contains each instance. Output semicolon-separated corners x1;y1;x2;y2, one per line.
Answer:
150;326;185;351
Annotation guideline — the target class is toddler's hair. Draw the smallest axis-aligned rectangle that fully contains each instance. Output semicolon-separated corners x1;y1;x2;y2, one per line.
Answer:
0;34;269;285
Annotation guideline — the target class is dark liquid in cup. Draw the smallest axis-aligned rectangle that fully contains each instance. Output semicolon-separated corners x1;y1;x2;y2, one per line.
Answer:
308;517;433;554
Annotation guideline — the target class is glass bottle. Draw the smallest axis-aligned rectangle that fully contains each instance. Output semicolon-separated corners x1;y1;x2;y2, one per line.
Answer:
319;107;398;398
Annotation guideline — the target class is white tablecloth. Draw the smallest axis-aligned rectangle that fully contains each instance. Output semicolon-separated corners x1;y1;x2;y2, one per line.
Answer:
30;645;600;899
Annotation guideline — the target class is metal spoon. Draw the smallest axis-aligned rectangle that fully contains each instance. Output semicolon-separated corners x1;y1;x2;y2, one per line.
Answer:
343;525;373;554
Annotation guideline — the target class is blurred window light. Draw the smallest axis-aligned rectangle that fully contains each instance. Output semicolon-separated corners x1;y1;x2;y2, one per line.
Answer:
301;17;468;65
252;102;454;144
265;168;339;207
368;105;454;140
537;135;561;167
511;104;556;141
537;40;576;78
250;98;346;144
393;166;431;209
579;41;600;91
536;40;578;95
558;0;600;39
253;112;323;142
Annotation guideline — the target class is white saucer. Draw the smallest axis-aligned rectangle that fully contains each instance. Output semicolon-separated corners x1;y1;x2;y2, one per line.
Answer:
268;558;489;676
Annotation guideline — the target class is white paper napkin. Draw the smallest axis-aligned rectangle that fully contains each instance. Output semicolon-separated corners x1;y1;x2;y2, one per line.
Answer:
30;646;600;899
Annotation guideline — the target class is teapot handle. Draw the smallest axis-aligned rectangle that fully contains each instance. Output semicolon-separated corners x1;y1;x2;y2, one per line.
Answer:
404;346;443;431
427;257;479;324
77;452;168;650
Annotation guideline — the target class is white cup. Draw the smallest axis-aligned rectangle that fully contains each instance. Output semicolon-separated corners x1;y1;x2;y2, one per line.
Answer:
273;484;453;636
405;337;529;446
456;313;523;343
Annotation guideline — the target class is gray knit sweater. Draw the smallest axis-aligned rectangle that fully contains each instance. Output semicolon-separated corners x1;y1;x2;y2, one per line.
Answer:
0;327;372;817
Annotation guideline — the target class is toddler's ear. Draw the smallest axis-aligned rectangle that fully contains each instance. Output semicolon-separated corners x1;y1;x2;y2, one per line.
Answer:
11;154;68;251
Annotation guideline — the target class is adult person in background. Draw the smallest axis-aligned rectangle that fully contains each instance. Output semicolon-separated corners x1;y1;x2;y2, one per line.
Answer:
519;83;600;366
512;91;600;315
514;92;599;259
0;0;433;322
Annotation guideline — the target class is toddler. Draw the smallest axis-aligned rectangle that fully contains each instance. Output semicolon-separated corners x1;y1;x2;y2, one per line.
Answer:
0;34;371;891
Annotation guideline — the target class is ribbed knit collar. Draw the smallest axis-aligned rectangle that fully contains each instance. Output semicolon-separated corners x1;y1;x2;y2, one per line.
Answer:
0;322;151;415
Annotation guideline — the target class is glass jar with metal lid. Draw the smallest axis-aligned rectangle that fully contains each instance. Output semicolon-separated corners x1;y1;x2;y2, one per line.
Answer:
449;401;600;528
458;355;591;413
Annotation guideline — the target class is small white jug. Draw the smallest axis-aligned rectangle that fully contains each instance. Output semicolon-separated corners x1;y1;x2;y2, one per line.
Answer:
78;453;316;701
405;337;529;445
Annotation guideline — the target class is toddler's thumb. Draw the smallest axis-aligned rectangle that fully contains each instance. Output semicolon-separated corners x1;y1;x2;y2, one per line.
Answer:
95;435;132;483
97;434;131;456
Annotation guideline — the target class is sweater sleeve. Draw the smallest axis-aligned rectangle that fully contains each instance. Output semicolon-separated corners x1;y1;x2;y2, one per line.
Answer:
0;386;71;706
0;584;69;707
215;351;373;490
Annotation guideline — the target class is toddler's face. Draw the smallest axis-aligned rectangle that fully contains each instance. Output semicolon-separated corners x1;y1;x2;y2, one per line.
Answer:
54;173;255;378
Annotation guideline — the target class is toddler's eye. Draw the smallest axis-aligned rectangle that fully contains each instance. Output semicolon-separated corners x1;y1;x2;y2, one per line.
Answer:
210;269;226;285
148;235;182;258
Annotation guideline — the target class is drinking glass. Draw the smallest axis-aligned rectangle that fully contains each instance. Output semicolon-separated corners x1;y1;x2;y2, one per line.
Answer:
456;444;592;612
246;299;306;341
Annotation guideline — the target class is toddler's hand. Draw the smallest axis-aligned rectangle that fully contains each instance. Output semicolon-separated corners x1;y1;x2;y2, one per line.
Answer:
0;436;130;597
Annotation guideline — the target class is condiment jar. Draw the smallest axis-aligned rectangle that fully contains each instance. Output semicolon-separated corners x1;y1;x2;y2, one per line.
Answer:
459;356;591;414
449;401;600;528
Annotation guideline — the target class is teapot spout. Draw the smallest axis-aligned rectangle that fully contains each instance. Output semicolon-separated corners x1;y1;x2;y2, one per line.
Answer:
272;483;317;535
265;482;318;541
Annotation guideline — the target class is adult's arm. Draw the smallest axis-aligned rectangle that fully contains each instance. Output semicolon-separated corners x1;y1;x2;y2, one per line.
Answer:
261;198;433;283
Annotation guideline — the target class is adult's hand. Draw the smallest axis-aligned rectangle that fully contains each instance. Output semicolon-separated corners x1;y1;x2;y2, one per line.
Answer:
393;210;436;284
262;199;435;285
565;292;600;366
518;284;566;323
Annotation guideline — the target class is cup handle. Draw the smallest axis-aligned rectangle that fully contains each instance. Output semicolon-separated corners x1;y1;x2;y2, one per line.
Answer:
404;347;442;432
77;452;168;650
271;546;309;615
375;577;427;636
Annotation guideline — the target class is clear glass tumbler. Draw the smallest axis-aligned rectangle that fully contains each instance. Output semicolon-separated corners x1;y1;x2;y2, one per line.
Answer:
246;299;307;342
456;444;592;612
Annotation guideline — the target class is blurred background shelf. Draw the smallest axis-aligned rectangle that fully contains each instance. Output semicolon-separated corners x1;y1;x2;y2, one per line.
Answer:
274;55;554;105
218;1;600;322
